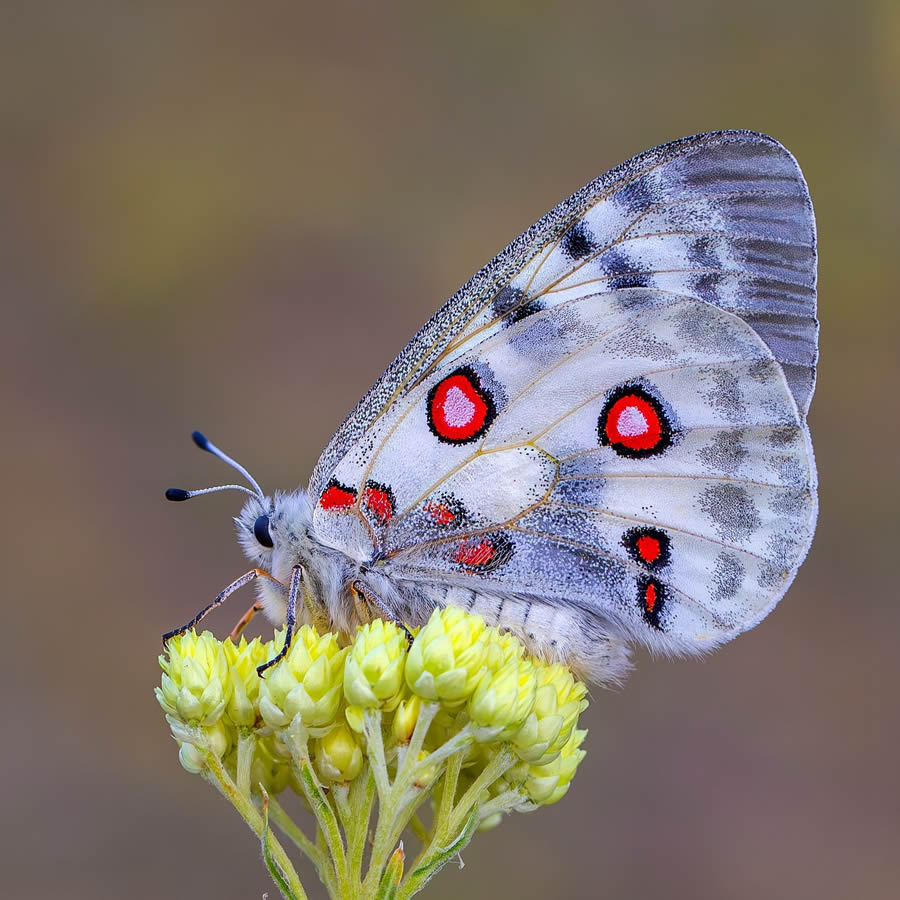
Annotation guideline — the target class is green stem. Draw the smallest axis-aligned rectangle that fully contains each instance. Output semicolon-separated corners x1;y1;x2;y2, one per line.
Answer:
262;791;301;900
203;752;308;900
360;704;439;895
478;788;525;821
449;746;517;836
266;794;326;871
398;805;479;900
363;710;391;807
407;749;464;876
372;785;432;894
436;752;462;831
347;767;377;887
293;753;350;896
236;729;256;797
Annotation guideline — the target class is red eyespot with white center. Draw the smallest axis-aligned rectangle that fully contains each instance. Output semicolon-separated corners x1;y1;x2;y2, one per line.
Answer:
319;478;357;510
623;526;671;570
363;480;395;524
598;384;672;458
450;533;514;573
427;366;496;444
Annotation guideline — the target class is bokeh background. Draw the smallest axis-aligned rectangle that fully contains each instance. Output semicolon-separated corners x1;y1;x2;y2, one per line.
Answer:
2;2;898;898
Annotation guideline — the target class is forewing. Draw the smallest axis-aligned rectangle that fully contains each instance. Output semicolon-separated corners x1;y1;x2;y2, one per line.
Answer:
310;130;817;502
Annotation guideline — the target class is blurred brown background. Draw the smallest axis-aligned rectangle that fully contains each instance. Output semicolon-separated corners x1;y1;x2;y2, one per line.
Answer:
1;2;897;898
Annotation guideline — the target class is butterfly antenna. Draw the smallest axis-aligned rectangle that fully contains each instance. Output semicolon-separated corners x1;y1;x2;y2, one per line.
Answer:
165;430;266;503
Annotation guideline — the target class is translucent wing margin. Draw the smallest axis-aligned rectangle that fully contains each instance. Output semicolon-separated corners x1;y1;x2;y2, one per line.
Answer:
310;130;817;500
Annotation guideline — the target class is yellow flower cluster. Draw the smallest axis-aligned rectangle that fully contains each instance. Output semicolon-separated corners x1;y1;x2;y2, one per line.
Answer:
158;607;588;808
157;608;589;898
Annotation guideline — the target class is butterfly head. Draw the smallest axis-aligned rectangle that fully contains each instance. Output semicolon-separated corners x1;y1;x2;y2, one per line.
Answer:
233;489;314;576
166;431;322;623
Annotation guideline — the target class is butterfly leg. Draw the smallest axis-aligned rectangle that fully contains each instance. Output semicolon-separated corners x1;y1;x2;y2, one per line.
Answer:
351;580;415;645
228;601;264;641
162;568;282;645
257;565;302;676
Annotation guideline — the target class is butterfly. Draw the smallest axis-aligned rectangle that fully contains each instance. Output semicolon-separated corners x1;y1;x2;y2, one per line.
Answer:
166;130;818;683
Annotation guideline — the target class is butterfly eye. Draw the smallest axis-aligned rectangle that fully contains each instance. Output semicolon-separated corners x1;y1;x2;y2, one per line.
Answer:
253;515;274;548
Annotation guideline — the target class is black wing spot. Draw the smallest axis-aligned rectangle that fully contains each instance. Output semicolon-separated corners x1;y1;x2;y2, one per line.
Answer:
689;235;720;269
610;273;651;290
600;248;651;289
507;299;545;324
561;222;597;261
615;175;659;215
492;285;525;318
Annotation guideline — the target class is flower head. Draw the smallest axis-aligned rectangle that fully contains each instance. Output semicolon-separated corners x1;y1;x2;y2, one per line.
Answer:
258;626;348;729
344;618;408;709
468;656;537;740
511;662;588;764
405;607;488;703
522;727;588;806
156;630;231;726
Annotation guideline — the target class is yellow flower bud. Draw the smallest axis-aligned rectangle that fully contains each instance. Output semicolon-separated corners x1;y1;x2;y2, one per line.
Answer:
411;750;438;789
391;695;422;744
524;728;587;805
157;630;231;726
222;635;268;727
176;719;232;775
314;723;364;783
178;741;206;775
343;619;408;709
511;663;588;764
405;608;488;703
258;626;348;729
468;657;537;740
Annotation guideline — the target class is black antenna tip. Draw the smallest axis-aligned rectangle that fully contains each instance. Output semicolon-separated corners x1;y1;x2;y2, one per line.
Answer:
166;488;191;502
191;430;210;450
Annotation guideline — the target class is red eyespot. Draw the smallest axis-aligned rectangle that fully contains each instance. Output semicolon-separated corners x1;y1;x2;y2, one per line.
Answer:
623;527;671;570
598;385;672;457
637;575;665;629
319;479;357;510
636;535;661;563
363;481;395;523
422;495;468;529
454;539;496;568
450;533;514;573
425;501;456;525
427;366;496;444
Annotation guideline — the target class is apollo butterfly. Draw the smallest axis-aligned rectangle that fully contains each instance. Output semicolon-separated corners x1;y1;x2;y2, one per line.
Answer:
166;131;818;682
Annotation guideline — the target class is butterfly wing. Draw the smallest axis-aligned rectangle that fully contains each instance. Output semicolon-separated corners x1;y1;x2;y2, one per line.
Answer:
308;131;817;674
